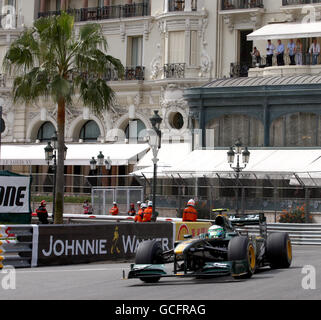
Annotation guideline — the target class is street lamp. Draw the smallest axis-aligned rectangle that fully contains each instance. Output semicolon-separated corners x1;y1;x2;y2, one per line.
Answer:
149;110;162;222
227;139;250;214
90;152;112;184
90;152;111;215
44;131;68;222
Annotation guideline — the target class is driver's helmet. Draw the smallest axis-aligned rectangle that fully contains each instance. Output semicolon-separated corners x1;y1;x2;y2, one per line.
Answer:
208;225;225;239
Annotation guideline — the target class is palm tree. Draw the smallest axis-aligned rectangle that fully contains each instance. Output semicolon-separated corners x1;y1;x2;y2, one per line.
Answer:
3;12;124;224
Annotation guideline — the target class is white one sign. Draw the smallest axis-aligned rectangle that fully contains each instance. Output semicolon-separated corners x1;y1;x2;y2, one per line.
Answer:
0;175;31;214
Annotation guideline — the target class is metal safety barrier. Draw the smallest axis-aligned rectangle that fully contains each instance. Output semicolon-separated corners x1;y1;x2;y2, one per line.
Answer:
50;214;321;245
236;223;321;245
0;225;36;268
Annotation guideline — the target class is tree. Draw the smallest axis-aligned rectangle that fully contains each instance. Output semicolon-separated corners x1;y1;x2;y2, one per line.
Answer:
3;12;124;224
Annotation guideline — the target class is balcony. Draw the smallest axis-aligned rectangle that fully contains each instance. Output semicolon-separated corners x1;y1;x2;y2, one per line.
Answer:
168;0;197;12
282;0;321;5
164;63;186;79
38;2;150;22
221;0;264;10
233;53;321;78
69;66;145;82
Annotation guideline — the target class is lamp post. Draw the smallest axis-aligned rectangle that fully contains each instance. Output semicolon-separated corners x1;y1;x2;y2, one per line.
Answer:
149;110;162;222
44;131;67;223
90;152;111;215
227;139;250;215
90;151;111;181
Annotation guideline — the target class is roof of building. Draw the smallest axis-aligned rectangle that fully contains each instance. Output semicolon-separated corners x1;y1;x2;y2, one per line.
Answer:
203;74;321;89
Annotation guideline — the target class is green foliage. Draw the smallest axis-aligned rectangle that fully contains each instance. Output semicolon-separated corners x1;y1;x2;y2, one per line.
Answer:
32;195;90;204
3;12;124;114
279;205;313;223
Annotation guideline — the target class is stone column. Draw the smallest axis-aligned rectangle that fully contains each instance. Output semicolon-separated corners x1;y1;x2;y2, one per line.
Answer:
83;0;88;8
185;0;192;11
164;0;168;13
40;0;46;13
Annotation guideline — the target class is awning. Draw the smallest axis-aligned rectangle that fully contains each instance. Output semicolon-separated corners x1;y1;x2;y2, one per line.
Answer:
131;143;192;178
247;22;321;41
135;143;192;169
164;149;321;179
0;143;150;166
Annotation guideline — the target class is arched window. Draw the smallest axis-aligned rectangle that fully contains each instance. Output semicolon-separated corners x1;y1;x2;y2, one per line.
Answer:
270;113;321;147
37;122;56;142
206;114;264;147
80;120;101;142
125;119;146;140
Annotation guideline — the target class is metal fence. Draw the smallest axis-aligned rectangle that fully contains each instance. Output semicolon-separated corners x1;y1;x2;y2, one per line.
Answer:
91;187;144;215
237;223;321;245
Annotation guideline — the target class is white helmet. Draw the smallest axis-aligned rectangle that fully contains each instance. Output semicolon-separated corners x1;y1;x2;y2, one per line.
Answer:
113;201;117;205
208;225;225;239
148;201;153;207
187;199;195;207
141;203;147;209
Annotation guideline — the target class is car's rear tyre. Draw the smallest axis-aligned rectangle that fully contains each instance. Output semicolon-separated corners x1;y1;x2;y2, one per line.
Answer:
135;240;163;283
228;236;256;279
266;232;292;269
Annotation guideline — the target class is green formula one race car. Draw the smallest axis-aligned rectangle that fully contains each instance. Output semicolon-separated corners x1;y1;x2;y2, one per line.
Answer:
128;212;292;283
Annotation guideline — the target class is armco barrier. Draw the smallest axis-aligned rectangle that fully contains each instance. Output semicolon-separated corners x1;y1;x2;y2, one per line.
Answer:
236;223;321;245
1;220;321;269
35;222;174;267
0;225;37;268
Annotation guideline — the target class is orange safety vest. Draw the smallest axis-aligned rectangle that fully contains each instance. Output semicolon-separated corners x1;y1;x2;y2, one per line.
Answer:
135;208;144;223
142;207;153;222
182;206;198;222
109;206;119;216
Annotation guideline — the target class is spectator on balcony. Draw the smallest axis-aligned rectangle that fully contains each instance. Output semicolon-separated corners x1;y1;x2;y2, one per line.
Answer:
276;40;285;66
295;39;303;66
252;47;261;66
309;38;320;65
266;40;275;67
287;39;296;66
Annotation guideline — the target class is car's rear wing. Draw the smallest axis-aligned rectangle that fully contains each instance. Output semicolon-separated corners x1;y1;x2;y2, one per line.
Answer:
228;213;266;226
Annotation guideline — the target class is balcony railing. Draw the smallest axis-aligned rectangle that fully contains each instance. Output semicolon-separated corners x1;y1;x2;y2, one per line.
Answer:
222;0;264;10
38;2;150;22
252;53;321;67
282;0;321;5
168;0;197;12
164;63;186;78
231;53;321;77
69;66;145;82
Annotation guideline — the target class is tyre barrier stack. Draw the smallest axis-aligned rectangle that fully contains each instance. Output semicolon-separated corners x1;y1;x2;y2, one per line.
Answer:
236;223;321;245
0;225;35;269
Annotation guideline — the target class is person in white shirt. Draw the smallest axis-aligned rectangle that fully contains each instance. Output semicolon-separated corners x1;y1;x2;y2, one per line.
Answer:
266;40;275;67
287;39;296;66
295;39;303;66
309;38;320;65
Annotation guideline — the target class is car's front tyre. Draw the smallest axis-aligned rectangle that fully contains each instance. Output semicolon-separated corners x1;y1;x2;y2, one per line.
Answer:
228;236;256;279
266;232;292;269
135;240;163;283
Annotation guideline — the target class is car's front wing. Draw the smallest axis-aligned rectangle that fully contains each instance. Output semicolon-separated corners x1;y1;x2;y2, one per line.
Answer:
127;260;249;280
